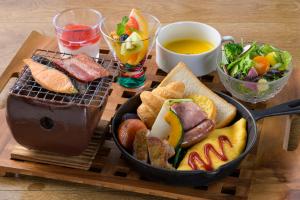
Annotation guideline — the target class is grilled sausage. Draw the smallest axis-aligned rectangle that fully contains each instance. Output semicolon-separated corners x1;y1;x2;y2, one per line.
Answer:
181;119;215;148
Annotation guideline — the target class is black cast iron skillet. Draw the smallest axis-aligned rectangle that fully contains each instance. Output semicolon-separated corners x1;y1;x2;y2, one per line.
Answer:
112;92;300;186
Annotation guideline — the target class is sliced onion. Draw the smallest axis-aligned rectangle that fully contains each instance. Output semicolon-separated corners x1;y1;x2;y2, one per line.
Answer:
247;67;258;79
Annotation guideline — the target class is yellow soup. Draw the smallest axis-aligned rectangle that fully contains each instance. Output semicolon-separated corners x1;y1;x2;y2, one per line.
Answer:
164;39;214;54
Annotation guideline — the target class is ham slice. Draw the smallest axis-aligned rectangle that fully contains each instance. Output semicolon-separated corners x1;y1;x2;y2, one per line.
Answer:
171;102;207;131
54;53;109;82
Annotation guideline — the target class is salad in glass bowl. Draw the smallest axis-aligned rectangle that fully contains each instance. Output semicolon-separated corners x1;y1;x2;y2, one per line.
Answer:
217;42;292;103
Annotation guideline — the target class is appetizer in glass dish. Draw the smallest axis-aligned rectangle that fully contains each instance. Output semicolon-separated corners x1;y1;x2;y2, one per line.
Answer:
100;9;160;88
53;8;102;58
217;42;292;103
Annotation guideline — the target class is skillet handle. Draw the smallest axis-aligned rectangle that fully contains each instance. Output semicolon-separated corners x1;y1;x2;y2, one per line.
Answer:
251;99;300;121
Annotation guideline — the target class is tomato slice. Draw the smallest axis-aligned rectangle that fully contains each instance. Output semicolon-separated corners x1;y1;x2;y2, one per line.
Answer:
125;17;139;35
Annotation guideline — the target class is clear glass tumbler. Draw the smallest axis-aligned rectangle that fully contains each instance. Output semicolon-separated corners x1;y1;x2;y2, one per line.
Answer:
53;8;102;58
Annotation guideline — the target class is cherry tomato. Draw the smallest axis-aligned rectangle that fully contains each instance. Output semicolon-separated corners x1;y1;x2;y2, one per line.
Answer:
253;56;270;75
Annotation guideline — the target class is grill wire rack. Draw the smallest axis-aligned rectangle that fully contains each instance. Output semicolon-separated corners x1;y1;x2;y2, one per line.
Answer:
9;49;118;108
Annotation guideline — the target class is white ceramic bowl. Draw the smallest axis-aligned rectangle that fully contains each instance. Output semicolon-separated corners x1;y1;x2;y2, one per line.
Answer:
156;21;233;76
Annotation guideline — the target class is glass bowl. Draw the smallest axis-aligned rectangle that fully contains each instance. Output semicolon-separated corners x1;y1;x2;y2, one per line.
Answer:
216;50;292;103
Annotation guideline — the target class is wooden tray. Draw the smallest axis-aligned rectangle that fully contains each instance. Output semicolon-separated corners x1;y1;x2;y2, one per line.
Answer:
0;31;299;200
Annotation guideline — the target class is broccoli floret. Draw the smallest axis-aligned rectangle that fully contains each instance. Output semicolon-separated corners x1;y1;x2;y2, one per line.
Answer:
224;43;243;63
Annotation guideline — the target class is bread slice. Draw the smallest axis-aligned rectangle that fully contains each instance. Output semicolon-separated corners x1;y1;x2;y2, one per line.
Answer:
158;62;236;128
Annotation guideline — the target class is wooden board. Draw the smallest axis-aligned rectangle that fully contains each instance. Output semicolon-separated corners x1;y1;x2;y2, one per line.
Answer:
10;123;107;170
0;31;299;200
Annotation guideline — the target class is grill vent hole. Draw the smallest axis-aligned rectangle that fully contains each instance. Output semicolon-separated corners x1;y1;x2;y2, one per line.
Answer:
40;117;54;130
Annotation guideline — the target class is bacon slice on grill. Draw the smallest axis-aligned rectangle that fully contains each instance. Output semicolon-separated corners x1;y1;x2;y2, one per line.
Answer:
54;53;109;82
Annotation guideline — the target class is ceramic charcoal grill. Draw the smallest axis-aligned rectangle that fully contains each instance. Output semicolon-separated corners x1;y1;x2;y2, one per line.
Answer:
6;49;117;156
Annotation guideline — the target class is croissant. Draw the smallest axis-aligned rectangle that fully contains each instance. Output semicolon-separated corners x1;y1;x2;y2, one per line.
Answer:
137;81;185;128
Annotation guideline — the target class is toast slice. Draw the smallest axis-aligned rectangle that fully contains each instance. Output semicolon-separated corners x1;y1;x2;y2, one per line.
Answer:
158;62;236;128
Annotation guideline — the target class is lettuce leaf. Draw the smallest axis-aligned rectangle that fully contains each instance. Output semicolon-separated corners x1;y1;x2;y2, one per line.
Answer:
230;55;254;78
240;55;255;75
227;42;256;72
259;44;291;70
259;44;279;55
278;51;292;70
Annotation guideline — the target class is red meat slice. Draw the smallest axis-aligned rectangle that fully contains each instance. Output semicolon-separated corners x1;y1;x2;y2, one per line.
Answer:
54;53;109;82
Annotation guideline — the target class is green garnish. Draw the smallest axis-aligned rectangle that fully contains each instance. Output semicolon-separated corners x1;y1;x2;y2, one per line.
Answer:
173;147;182;167
172;147;187;168
116;16;129;36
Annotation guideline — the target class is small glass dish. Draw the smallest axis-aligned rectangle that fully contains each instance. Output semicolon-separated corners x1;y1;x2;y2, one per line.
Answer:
100;11;160;88
53;8;102;58
216;49;292;103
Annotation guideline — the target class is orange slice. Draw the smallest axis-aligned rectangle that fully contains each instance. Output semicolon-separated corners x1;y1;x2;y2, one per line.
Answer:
23;59;78;94
129;8;149;39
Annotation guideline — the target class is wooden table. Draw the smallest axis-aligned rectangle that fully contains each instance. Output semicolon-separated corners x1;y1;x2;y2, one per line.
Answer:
0;0;299;199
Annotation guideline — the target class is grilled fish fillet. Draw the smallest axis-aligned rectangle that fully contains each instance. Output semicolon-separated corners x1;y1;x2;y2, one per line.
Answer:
24;59;78;94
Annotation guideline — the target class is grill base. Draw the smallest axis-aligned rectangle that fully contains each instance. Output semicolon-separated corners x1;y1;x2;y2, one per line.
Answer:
6;94;107;156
